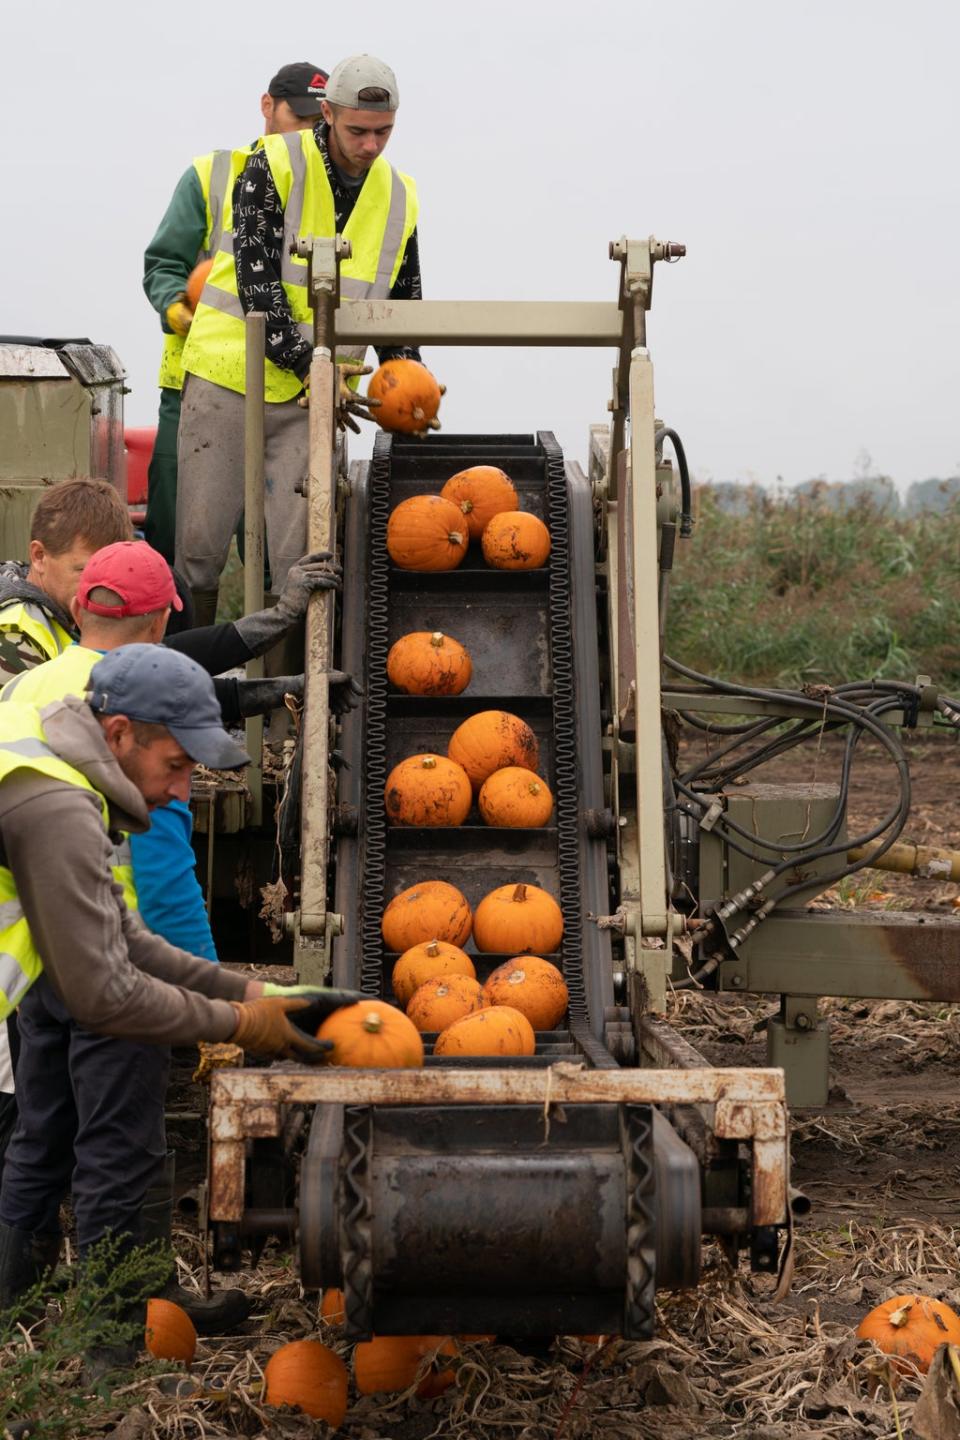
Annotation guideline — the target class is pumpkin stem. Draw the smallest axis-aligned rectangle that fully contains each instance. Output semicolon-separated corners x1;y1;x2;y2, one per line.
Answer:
361;1011;384;1034
460;499;474;515
889;1302;913;1329
448;530;464;546
430;631;445;647
421;756;438;770
528;782;542;796
512;884;528;903
425;940;441;957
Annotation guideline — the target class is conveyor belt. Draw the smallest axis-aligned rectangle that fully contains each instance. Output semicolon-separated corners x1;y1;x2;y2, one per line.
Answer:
335;431;615;1060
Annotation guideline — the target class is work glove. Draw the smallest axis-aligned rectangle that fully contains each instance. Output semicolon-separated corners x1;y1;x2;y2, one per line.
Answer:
337;361;381;434
165;295;193;338
262;983;365;1016
233;551;341;655
229;996;332;1062
410;377;446;440
235;671;362;717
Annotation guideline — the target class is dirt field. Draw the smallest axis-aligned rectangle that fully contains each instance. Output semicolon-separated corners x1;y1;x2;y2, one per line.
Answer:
10;733;960;1438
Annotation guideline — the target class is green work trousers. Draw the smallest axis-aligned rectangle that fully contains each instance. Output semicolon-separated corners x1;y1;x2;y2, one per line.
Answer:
144;386;181;563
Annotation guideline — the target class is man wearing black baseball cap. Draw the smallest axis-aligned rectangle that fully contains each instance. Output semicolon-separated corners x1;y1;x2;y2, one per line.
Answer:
177;52;436;626
0;644;359;1338
142;61;328;584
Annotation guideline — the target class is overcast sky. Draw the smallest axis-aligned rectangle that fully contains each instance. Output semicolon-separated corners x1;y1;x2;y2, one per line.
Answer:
3;0;958;487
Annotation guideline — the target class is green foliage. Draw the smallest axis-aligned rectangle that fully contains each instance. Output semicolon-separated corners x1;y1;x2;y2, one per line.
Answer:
0;1234;173;1438
666;490;960;688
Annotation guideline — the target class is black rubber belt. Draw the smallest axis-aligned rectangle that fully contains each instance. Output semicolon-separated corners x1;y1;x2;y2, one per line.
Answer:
358;431;394;995
541;431;586;1018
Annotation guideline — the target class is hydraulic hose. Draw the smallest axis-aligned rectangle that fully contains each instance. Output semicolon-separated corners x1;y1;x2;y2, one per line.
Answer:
656;427;693;537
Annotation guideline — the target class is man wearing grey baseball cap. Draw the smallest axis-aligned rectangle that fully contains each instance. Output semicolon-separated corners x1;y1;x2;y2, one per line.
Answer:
177;53;439;611
0;644;360;1323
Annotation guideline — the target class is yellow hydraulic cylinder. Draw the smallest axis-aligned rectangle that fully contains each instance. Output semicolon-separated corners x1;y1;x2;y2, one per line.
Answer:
847;841;960;882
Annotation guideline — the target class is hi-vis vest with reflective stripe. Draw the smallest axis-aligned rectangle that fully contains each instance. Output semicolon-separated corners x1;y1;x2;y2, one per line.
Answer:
157;148;251;392
182;130;418;402
0;647;138;912
0;601;72;672
0;704;113;1021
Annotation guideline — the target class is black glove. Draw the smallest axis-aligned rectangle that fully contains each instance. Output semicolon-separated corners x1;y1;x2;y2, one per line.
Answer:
233;551;342;657
234;672;362;718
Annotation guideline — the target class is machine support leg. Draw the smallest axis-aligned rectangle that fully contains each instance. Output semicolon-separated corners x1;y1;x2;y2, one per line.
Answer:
766;995;830;1108
627;344;670;999
243;313;266;827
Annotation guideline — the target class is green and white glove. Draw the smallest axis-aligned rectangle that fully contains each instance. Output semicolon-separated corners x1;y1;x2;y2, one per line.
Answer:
262;982;365;1023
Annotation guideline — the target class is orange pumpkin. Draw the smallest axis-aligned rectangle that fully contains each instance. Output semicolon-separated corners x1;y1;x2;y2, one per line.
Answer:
406;974;485;1032
435;1006;535;1057
440;466;519;541
382;880;473;952
320;1287;345;1324
354;1335;458;1397
447;710;540;791
144;1297;196;1364
264;1338;349;1424
478;767;554;828
387;494;468;572
473;882;564;955
368;359;443;435
483;956;569;1030
318;999;424;1068
185;258;214;311
856;1294;960;1372
387;630;472;696
392;939;476;1007
482;511;551;570
385;754;472;827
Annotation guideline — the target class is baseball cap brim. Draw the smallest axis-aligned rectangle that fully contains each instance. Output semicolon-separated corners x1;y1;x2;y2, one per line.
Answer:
168;722;251;771
284;94;325;116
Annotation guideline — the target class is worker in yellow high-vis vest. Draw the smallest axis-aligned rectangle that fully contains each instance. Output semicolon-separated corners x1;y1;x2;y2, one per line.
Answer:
142;62;329;565
0;644;361;1366
177;53;434;626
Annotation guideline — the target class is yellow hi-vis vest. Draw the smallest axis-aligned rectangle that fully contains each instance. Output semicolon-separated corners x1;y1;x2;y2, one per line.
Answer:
182;130;418;402
0;600;73;672
0;704;113;1020
157;148;252;392
0;647;138;912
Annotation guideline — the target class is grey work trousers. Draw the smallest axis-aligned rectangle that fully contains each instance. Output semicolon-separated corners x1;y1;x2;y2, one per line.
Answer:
175;372;309;594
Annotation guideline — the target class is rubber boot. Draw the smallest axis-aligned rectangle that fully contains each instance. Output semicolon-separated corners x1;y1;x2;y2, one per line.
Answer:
140;1152;250;1336
190;588;220;629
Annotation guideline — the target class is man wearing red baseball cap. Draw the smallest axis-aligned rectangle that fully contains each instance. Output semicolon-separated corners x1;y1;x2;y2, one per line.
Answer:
0;538;346;1341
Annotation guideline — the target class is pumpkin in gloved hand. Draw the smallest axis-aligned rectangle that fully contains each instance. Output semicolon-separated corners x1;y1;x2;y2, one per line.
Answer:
367;359;444;437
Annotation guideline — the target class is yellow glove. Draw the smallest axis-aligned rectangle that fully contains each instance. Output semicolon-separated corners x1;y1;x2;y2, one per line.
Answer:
166;296;193;338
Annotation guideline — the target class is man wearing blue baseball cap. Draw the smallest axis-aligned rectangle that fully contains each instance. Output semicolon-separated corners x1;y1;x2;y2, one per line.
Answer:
0;644;359;1335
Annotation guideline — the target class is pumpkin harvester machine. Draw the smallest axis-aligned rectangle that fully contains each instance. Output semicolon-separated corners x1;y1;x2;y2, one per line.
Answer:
205;235;960;1337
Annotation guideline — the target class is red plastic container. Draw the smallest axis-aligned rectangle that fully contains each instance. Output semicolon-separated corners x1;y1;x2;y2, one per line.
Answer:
124;427;156;526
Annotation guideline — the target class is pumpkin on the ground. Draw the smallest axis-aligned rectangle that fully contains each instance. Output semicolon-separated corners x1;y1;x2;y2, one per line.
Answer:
473;882;564;955
435;1006;535;1057
479;766;554;827
320;1287;345;1324
392;939;476;1007
440;466;519;540
382;880;473;952
144;1298;196;1364
368;359;442;435
856;1294;960;1372
406;973;485;1032
264;1338;349;1424
387;494;468;572
318;998;424;1068
483;956;569;1030
448;710;539;790
385;753;472;827
482;511;551;570
354;1334;458;1397
387;630;472;696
